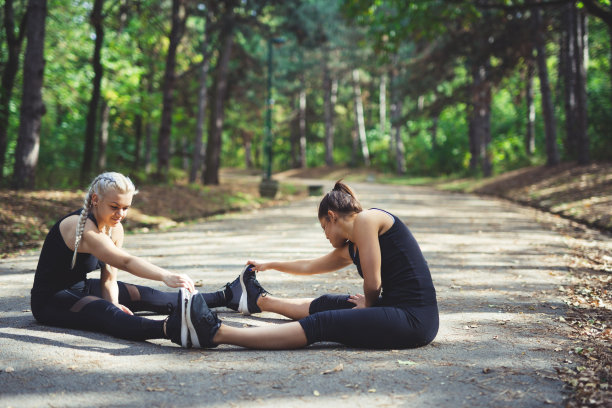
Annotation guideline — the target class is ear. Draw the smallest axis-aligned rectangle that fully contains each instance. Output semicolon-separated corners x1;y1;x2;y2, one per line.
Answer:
327;210;337;222
91;193;100;207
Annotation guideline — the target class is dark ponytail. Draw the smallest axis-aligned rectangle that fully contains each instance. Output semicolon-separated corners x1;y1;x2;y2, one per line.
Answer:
318;180;362;219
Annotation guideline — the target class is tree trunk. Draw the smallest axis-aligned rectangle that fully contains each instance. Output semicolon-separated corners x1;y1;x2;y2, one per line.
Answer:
431;116;439;151
244;132;253;169
81;0;104;184
575;8;589;164
562;3;578;159
470;63;492;176
323;53;337;166
390;75;405;175
379;74;387;139
468;112;478;172
12;0;47;189
134;112;142;170
535;8;560;166
352;69;370;167
0;0;27;180
97;99;109;171
158;0;187;180
350;128;359;168
190;12;210;184
525;58;536;156
204;22;234;185
290;93;299;168
393;101;405;175
298;78;307;168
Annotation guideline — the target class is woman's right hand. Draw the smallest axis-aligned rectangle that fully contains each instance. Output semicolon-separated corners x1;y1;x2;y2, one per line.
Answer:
246;260;270;272
162;273;196;293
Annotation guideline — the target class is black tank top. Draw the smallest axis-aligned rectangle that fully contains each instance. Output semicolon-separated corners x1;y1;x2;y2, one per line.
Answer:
347;209;437;307
31;209;104;298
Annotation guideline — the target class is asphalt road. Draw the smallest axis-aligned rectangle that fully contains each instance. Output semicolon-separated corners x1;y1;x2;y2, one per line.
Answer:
0;180;574;407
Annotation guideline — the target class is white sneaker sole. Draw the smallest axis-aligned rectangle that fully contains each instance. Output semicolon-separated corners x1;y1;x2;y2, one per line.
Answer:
180;288;189;348
238;265;251;316
186;292;201;348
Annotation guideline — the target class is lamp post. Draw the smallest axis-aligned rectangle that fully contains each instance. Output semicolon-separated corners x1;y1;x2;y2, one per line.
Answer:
259;37;284;198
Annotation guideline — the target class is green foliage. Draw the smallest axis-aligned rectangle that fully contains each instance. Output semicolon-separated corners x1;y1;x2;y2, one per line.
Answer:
2;0;611;189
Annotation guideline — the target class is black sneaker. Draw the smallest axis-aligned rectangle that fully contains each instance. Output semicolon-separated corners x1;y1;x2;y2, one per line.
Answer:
166;288;191;348
223;273;242;312
238;264;268;315
186;293;221;348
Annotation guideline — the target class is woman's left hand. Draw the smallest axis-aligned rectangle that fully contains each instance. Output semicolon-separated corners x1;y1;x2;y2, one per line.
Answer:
347;293;367;309
162;273;195;293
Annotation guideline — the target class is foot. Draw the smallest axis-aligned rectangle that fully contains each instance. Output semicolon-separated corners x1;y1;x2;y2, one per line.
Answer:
186;293;221;348
238;264;268;315
223;273;243;312
165;288;191;348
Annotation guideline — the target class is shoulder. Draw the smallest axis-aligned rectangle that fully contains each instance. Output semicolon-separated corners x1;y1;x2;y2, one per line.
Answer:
354;210;393;235
111;223;125;245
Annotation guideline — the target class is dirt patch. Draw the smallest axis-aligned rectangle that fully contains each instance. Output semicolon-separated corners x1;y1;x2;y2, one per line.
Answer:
473;162;612;232
0;173;307;258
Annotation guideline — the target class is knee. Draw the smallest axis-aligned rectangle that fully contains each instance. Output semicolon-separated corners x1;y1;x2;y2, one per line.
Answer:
309;294;352;314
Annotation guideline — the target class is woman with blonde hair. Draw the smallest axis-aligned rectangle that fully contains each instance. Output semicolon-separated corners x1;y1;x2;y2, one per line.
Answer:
31;172;231;346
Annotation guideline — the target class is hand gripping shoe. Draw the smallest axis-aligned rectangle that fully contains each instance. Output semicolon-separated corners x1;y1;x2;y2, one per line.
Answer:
238;264;268;316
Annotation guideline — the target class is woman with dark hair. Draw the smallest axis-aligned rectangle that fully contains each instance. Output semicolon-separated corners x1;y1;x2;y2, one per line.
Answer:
182;180;439;350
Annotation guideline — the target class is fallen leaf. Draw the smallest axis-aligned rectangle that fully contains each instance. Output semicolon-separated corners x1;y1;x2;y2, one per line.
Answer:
368;388;376;393
5;367;14;373
146;387;166;392
313;390;320;396
398;360;417;366
321;363;344;375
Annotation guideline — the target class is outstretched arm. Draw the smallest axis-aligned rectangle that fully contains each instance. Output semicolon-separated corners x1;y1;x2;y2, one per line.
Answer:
248;246;353;275
78;221;195;292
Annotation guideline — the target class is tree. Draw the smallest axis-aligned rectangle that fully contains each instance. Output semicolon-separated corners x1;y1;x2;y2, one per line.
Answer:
158;0;188;180
12;0;47;189
534;7;560;166
561;2;589;164
0;0;27;181
204;10;235;185
81;0;105;184
190;10;211;183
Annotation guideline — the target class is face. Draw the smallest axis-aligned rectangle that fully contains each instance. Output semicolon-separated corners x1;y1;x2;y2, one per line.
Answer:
92;190;133;229
320;213;347;248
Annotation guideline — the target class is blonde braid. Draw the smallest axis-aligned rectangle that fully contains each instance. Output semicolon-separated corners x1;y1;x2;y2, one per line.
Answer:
71;189;94;269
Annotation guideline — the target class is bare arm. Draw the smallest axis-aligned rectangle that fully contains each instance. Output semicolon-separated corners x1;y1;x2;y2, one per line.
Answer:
350;213;382;307
77;221;195;292
98;226;133;314
248;246;353;275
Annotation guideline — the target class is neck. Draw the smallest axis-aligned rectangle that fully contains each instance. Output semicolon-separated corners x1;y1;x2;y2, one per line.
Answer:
339;213;358;242
89;208;105;232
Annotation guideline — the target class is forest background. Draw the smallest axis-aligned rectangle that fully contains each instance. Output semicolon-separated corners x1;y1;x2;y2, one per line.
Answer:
1;0;611;190
1;1;611;406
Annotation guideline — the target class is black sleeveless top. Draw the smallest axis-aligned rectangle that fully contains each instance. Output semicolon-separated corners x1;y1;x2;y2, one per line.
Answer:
31;209;104;298
347;209;437;307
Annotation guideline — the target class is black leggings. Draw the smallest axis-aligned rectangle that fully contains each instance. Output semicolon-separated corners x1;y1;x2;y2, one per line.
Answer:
31;280;170;341
298;294;439;349
31;280;224;341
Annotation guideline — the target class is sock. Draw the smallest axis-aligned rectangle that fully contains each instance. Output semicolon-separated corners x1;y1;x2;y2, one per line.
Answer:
202;290;226;309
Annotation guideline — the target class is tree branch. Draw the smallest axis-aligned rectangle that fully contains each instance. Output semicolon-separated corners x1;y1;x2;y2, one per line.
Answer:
581;0;612;28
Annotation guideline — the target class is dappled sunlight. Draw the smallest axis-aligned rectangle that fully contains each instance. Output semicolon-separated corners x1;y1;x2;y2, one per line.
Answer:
0;183;574;407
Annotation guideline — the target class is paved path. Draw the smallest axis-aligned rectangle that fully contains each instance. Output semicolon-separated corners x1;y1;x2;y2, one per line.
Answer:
0;181;574;407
